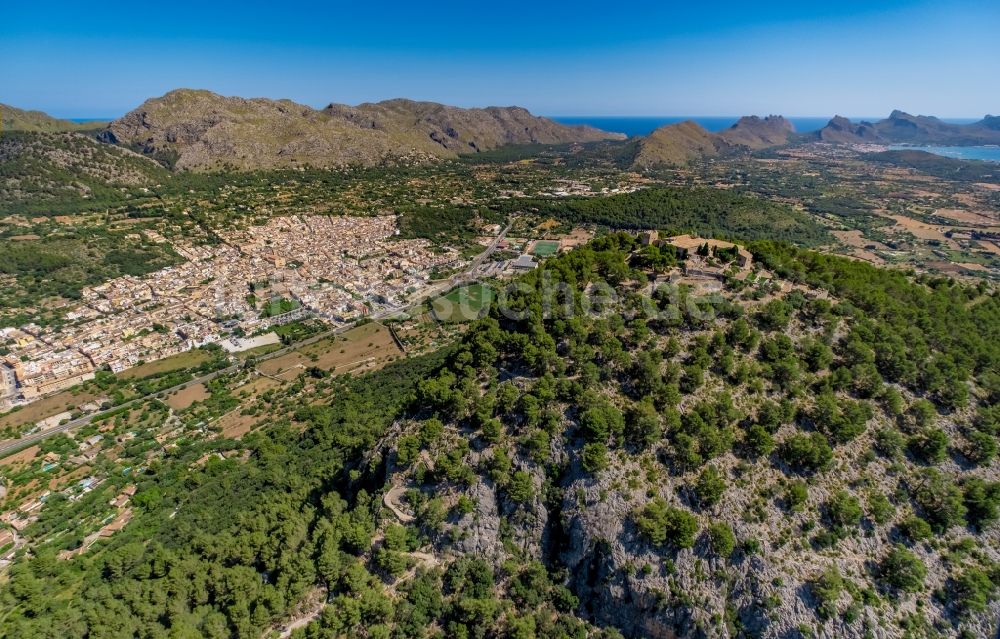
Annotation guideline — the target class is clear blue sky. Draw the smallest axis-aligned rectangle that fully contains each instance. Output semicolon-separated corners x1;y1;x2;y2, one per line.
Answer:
2;0;998;118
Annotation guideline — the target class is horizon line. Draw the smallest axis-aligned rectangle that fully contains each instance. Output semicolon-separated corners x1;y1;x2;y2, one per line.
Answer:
56;113;991;122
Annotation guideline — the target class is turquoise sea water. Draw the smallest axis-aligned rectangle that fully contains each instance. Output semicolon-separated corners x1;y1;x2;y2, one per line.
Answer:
887;145;1000;163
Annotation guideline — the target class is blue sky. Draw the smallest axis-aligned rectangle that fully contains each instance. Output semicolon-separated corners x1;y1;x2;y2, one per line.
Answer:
2;0;998;118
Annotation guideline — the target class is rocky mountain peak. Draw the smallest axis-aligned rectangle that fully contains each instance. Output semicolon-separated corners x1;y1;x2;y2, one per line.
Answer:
719;115;795;149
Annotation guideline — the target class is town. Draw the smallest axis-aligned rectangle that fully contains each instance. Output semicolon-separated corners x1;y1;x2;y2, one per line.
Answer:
1;215;462;411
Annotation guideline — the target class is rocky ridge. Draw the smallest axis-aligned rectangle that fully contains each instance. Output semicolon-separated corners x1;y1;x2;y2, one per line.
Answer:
100;89;625;171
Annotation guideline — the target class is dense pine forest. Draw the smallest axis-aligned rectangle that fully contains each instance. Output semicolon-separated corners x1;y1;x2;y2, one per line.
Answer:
492;188;831;247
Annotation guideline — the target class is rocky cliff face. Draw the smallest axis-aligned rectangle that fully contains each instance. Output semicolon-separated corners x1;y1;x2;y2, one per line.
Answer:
374;243;1000;638
100;89;624;171
396;403;1000;639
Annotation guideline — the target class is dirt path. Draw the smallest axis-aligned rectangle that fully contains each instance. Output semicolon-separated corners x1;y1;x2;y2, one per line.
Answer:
275;587;327;638
383;485;415;523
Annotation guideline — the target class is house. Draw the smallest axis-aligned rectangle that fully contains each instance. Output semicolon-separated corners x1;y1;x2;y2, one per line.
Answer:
80;434;103;450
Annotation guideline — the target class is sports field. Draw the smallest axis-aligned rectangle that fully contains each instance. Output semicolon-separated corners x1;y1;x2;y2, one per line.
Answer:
532;240;560;256
431;284;495;322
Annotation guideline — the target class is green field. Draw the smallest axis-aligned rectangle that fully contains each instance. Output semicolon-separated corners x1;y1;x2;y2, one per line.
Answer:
431;284;495;322
532;240;561;256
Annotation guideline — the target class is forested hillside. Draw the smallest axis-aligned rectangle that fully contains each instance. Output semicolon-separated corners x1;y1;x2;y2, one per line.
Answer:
1;235;998;638
0;131;168;216
493;188;831;246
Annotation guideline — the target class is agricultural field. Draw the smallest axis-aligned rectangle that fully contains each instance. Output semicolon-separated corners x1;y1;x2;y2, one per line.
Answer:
257;321;403;379
119;349;211;380
0;388;99;435
164;383;210;410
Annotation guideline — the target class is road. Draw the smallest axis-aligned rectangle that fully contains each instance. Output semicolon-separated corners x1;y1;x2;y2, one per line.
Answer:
401;221;511;305
0;224;511;459
0;309;396;459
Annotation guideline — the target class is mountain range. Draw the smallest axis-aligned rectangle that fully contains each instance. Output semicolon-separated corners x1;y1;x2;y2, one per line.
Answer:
814;110;1000;145
627;111;1000;168
3;93;998;172
96;89;625;170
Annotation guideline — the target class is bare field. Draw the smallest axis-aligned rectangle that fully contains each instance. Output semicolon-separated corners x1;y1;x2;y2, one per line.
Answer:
977;240;1000;257
832;230;887;264
0;389;100;431
927;261;984;275
232;376;283;397
258;323;402;378
885;214;959;247
557;227;594;249
165;383;210;410
0;444;40;467
218;413;257;439
955;262;990;272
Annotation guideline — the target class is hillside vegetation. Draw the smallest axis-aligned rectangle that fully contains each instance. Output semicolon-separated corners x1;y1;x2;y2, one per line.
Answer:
815;111;1000;145
2;233;998;638
0;131;168;216
0;104;103;133
626;117;795;168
